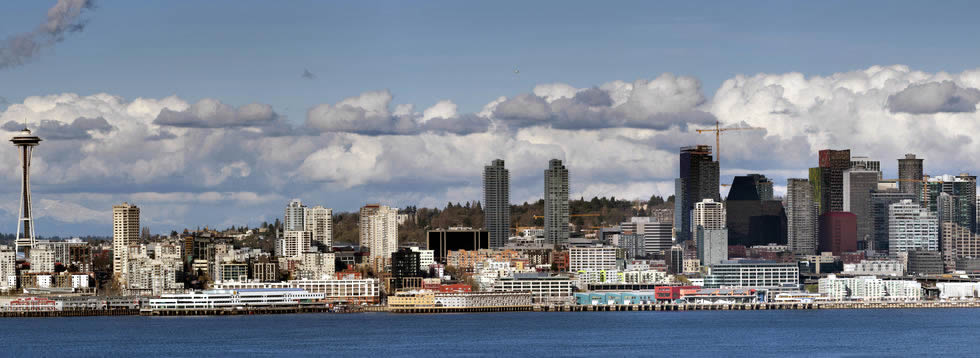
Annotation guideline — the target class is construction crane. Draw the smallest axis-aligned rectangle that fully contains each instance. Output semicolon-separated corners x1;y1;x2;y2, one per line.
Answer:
695;120;764;165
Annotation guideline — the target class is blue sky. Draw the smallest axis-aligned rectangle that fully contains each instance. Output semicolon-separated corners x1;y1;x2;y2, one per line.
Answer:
2;0;980;235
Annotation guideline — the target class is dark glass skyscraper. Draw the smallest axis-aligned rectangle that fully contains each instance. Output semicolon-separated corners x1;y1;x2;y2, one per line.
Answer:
898;154;924;198
483;159;510;248
677;145;720;242
544;159;569;246
818;149;851;213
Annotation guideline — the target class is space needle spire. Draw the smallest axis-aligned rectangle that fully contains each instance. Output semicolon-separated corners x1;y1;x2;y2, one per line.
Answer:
10;120;41;256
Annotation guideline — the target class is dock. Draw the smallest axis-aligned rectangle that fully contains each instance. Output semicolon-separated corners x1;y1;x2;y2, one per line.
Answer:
535;300;980;312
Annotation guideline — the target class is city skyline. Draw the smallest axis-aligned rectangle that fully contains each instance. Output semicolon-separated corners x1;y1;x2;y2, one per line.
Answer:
4;1;980;235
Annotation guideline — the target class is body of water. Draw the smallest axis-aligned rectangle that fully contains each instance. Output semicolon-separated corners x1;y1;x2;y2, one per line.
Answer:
4;309;980;356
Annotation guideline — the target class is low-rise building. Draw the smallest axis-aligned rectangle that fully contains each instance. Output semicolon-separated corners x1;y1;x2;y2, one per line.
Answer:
569;246;618;271
213;278;380;304
491;274;573;304
149;288;323;310
704;260;799;288
818;274;921;301
843;260;904;276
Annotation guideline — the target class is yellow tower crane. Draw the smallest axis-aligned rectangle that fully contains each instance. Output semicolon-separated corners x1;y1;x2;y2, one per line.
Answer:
695;120;765;165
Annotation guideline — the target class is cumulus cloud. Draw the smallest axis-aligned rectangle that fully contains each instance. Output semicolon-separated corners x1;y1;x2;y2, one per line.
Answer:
887;81;980;114
0;0;95;70
2;116;112;140
305;90;490;135
154;99;279;128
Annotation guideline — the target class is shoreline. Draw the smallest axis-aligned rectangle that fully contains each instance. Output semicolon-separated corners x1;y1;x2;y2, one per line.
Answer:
4;300;980;317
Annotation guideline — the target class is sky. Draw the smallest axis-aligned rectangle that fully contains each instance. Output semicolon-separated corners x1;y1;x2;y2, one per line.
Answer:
2;0;980;236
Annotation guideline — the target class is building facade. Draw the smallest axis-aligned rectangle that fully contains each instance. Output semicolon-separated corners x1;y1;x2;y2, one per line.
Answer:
897;154;924;197
676;145;720;242
484;159;510;249
543;159;569;246
360;204;399;264
786;178;818;254
888;199;939;253
112;202;140;280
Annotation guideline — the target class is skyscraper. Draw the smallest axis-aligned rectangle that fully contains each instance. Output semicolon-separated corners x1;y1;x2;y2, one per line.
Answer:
898;154;924;197
843;164;879;248
787;178;818;254
693;199;726;230
694;198;728;266
850;156;881;179
284;199;306;231
113;202;140;279
304;205;333;248
677;145;720;242
748;174;774;201
483;159;510;248
870;190;916;252
11;127;41;255
725;175;788;247
359;204;399;264
818;149;851;212
921;174;976;233
544;159;569;246
621;217;671;258
888;199;939;253
819;212;857;255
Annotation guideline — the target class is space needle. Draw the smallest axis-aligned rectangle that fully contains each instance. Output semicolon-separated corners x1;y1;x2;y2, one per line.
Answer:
10;123;41;256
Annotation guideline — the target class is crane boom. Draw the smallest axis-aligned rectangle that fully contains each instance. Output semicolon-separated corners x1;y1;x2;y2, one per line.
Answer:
695;120;764;165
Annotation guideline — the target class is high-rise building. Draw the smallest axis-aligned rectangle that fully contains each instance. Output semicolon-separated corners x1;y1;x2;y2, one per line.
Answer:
621;217;671;258
850;156;881;179
0;247;16;290
818;149;851;213
360;204;399;263
484;159;510;248
284;199;306;231
808;167;826;214
725;176;787;247
544;159;569;246
746;174;774;201
281;230;313;258
898;154;924;198
677;145;720;242
11;127;41;255
888;199;938;253
112;202;140;279
818;212;857;255
843;165;879;248
304;205;333;248
941;222;977;272
922;174;976;233
696;227;728;266
693;199;726;230
870;190;917;252
787;178;818;255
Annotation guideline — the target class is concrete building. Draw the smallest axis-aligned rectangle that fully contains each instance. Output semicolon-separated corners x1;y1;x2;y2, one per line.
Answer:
704;260;799;288
786;178;818;255
843;259;904;276
544;159;570;246
897;154;924;198
214;279;381;304
491;275;574;304
112;202;140;280
360;204;399;264
297;252;336;280
844;165;879;247
676;145;720;242
280;231;312;258
284;199;306;231
693;199;725;230
569;246;618;271
0;247;16;290
484;159;510;249
850;156;881;178
620;217;671;257
304;205;333;248
410;247;435;271
906;250;943;276
819;274;921;301
29;245;55;273
870;190;917;252
697;227;728;266
888;199;939;253
818;212;857;255
126;254;183;296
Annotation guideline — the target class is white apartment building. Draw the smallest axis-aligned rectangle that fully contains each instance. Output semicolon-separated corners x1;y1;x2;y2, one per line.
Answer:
297;252;336;280
126;253;183;296
113;202;140;279
29;245;55;273
693;199;726;230
569;246;618;271
888;199;939;252
818;274;921;301
704;261;799;288
0;248;16;290
304;205;333;248
280;231;313;258
359;204;398;263
284;199;306;231
843;260;904;276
